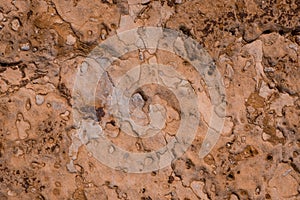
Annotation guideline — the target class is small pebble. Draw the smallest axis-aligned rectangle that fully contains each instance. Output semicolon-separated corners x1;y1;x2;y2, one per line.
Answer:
35;95;45;105
20;42;31;51
288;43;298;51
139;51;144;60
80;62;88;73
100;29;107;40
230;194;239;200
108;145;115;154
11;18;20;31
241;136;246;143
141;0;150;4
262;132;271;141
60;110;70;121
66;34;76;45
25;99;31;110
7;190;17;197
55;181;61;187
295;36;300;45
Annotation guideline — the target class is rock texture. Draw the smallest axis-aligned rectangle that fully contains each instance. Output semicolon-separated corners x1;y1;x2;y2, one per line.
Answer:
0;0;299;199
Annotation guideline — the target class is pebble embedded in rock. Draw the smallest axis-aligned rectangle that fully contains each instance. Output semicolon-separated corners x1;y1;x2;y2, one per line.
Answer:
100;29;107;40
262;132;271;141
243;23;263;43
60;110;70;120
66;34;76;46
35;94;45;105
20;42;31;51
7;190;16;197
296;36;300;45
11;18;20;31
16;113;30;140
229;194;239;200
141;0;150;4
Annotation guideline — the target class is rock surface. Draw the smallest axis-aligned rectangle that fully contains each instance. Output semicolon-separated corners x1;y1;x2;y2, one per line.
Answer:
0;0;299;199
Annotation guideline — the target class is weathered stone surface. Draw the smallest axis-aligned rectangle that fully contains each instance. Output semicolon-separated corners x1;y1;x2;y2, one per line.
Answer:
0;0;299;199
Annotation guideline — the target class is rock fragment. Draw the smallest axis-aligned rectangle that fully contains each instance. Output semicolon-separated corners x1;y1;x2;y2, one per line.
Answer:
191;181;209;199
16;113;30;140
11;18;20;31
20;41;31;51
243;23;263;43
35;94;45;105
66;34;76;46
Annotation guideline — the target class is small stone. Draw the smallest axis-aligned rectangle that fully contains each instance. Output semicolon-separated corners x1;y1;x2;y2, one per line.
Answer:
243;23;262;43
141;0;150;4
276;129;284;138
55;182;61;187
131;93;145;108
229;194;239;200
44;76;50;82
66;34;76;45
66;160;77;173
191;181;209;199
30;188;36;193
210;184;216;192
7;190;17;197
263;67;275;72
14;146;24;157
31;161;46;169
20;42;31;51
262;132;271;141
54;162;61;169
255;186;261;194
295;36;300;45
0;13;3;21
16;113;30;140
100;29;107;40
241;136;246;143
138;51;144;60
60;110;70;121
35;94;45;105
25;99;31;110
108;145;115;154
80;62;88;73
11;18;20;31
288;43;298;51
175;0;182;3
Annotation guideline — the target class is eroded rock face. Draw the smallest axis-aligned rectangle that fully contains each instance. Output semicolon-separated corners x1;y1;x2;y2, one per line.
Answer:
0;0;299;199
